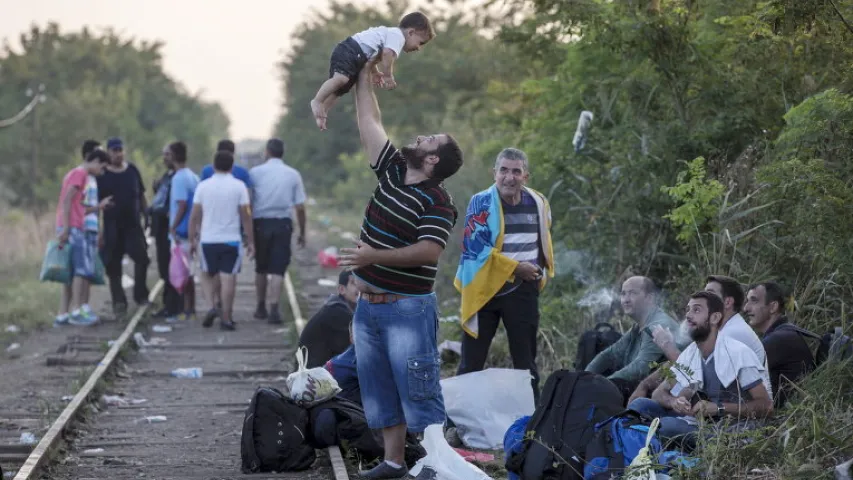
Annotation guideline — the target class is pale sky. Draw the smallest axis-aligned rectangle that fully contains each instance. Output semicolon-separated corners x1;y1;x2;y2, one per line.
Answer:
0;0;382;141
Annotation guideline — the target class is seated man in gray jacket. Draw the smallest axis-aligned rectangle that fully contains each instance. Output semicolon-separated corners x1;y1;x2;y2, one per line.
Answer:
585;276;680;401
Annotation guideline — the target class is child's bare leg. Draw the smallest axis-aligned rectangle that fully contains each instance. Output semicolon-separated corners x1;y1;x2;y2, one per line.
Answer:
311;74;350;130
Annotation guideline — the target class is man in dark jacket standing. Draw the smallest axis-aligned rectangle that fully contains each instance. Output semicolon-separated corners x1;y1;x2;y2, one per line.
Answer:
97;137;150;316
298;270;359;368
150;145;180;318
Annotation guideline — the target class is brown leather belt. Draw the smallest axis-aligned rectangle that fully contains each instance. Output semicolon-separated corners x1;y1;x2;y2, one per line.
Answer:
360;292;407;304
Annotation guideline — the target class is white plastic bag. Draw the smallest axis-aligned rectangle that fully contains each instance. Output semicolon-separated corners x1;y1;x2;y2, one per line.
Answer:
625;417;660;480
441;368;535;449
409;424;493;480
285;346;341;406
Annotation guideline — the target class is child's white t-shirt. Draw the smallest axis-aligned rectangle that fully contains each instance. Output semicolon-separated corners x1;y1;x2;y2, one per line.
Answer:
351;26;406;59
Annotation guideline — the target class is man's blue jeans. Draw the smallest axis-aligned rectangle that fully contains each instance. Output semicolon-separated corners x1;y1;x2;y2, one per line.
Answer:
628;397;698;448
353;293;446;433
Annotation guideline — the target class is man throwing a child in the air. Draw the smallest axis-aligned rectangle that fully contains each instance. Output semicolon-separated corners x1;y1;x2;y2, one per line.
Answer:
310;11;435;130
337;54;464;478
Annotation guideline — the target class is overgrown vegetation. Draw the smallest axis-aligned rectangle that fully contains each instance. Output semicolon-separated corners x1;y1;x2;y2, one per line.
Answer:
277;0;853;476
0;0;850;475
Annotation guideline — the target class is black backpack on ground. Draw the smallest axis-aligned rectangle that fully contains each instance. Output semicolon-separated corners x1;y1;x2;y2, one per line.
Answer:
241;386;316;473
307;397;426;467
307;397;384;460
574;323;622;370
505;370;624;480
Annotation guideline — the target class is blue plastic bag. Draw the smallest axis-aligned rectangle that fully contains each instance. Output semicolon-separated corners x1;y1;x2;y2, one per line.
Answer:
39;240;71;284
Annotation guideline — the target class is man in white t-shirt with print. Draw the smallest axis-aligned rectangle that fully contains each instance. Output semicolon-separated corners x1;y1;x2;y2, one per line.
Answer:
188;150;254;331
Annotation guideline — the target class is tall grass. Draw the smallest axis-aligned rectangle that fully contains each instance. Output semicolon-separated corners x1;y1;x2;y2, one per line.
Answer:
0;206;53;264
0;206;58;349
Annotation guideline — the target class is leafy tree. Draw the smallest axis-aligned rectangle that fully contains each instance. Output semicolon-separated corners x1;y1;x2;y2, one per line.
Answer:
0;23;230;209
273;0;523;193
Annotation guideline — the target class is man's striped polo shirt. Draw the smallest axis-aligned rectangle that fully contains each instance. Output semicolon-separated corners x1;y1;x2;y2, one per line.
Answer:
353;141;457;295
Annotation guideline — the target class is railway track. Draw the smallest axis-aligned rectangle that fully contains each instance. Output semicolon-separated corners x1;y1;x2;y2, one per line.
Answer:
1;254;352;480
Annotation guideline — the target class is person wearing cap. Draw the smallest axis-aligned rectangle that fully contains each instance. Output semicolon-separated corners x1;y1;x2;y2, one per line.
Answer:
247;138;307;325
96;136;151;316
297;270;359;368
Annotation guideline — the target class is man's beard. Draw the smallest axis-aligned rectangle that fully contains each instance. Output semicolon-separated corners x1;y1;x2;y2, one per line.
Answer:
400;146;427;171
689;320;712;343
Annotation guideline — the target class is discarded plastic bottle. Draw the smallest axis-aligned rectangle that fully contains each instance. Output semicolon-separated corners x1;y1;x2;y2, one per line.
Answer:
171;367;203;379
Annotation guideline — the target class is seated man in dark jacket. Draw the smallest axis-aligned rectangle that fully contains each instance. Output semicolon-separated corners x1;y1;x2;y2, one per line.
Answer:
298;269;359;368
743;281;815;408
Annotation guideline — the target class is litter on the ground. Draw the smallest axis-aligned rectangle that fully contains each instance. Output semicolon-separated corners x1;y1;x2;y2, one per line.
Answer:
61;395;73;402
133;332;148;348
837;457;853;480
134;333;170;348
83;448;105;454
440;315;460;324
452;448;496;463
272;328;287;334
409;424;493;480
102;394;148;407
317;278;337;287
4;325;20;333
19;432;37;445
152;325;172;333
171;367;203;379
137;415;167;423
317;246;339;268
106;340;116;347
6;343;20;352
439;340;463;356
340;231;357;241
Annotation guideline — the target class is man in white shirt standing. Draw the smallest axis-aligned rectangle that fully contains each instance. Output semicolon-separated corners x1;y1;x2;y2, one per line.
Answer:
188;150;254;331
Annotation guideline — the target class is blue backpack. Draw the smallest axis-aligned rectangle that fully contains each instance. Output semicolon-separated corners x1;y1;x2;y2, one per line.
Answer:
503;415;531;480
583;410;662;479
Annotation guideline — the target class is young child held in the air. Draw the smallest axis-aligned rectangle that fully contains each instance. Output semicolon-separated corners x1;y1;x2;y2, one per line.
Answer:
310;11;435;130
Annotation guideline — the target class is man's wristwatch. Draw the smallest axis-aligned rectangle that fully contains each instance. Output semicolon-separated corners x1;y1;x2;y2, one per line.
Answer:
716;401;725;417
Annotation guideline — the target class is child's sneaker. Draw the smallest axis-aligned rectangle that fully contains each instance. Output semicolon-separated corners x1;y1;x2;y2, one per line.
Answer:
68;309;99;326
54;313;70;327
80;304;99;324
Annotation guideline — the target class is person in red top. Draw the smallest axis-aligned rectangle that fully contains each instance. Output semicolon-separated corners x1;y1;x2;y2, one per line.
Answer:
54;146;112;326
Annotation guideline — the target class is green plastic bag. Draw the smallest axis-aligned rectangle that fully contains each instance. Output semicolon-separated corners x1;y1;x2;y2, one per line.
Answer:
39;240;72;284
91;254;106;286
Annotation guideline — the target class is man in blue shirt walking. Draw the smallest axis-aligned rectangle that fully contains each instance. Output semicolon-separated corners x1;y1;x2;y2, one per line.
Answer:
200;140;253;192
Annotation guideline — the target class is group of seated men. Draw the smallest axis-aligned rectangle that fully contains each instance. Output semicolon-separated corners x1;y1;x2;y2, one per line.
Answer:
298;271;817;451
586;275;816;447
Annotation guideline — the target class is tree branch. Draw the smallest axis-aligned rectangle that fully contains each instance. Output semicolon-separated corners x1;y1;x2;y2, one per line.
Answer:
828;0;853;35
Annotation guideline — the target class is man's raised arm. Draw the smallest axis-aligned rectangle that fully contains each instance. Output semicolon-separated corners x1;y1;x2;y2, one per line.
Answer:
353;61;389;167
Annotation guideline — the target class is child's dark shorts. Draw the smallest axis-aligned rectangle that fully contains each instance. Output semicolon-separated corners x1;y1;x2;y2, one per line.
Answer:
329;37;368;96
